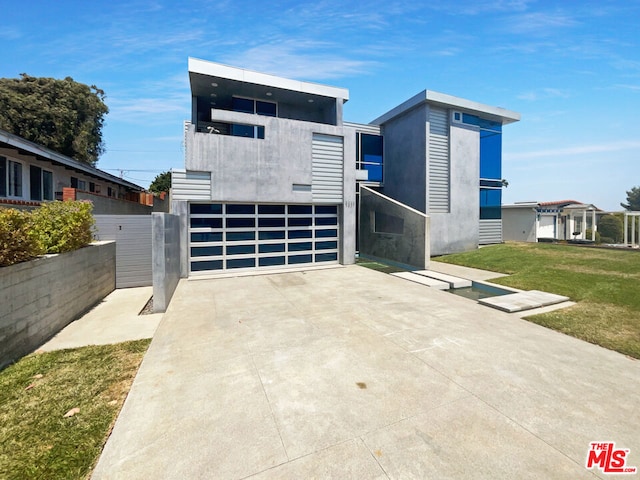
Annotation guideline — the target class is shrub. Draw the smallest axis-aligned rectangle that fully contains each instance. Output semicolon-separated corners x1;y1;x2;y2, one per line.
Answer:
0;208;44;267
598;214;623;243
586;228;601;244
601;236;615;244
30;201;95;254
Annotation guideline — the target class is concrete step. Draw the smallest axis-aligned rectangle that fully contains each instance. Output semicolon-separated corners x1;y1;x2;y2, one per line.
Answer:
390;271;450;290
413;270;472;289
479;290;570;313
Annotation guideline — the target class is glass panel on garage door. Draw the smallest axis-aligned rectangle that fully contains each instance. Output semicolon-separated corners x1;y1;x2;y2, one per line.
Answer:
189;203;339;275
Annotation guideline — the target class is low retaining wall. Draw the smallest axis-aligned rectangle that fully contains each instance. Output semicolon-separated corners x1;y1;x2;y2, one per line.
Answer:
0;241;116;370
359;186;430;269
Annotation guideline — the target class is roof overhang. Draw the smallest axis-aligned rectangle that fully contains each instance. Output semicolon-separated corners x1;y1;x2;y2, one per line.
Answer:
371;89;520;126
0;129;144;191
188;57;349;101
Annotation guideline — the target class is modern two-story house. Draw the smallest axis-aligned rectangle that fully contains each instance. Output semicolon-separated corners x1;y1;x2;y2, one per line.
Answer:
172;58;519;276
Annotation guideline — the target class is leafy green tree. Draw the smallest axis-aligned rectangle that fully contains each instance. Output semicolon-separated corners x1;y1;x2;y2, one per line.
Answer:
597;215;623;243
621;186;640;211
149;171;171;194
0;74;108;166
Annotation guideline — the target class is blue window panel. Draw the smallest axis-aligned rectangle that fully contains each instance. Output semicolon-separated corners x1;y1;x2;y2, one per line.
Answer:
259;217;285;227
257;126;265;139
289;217;312;227
316;217;338;226
259;231;286;240
259;243;285;253
191;260;223;271
191;217;222;228
231;97;254;113
480;188;502;220
227;204;255;215
479;129;502;180
315;252;338;262
315;205;337;214
227;244;256;255
288;254;313;264
256;101;277;117
364;163;383;182
190;203;222;214
227;258;256;269
289;242;312;252
226;231;255;241
226;217;255;228
191;232;223;242
480;179;503;188
258;204;285;214
191;246;223;257
288;230;312;239
259;256;285;267
231;124;254;138
289;205;312;215
315;241;337;250
315;229;338;238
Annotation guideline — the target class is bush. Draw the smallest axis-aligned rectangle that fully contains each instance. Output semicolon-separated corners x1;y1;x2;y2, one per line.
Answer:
598;215;623;243
601;236;615;244
0;209;44;267
586;228;601;244
30;201;95;254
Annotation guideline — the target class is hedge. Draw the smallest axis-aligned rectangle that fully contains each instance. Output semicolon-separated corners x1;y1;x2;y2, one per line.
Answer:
0;201;95;267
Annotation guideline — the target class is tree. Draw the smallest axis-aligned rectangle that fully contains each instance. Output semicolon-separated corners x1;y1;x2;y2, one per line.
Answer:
598;214;623;243
621;186;640;211
149;171;171;194
0;74;108;166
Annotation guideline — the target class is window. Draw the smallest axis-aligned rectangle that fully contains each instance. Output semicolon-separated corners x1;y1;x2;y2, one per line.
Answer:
78;180;86;190
1;157;23;197
232;97;277;117
71;176;78;188
30;165;54;201
89;182;95;193
356;133;383;182
107;187;113;197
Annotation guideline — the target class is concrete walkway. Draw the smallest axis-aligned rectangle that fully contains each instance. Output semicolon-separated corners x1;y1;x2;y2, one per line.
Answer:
92;266;640;479
39;287;162;352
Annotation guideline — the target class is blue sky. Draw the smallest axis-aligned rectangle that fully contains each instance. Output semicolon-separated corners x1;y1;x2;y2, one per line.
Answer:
1;0;639;210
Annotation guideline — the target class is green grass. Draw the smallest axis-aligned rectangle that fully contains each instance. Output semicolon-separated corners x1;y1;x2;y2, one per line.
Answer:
0;339;150;480
436;243;640;359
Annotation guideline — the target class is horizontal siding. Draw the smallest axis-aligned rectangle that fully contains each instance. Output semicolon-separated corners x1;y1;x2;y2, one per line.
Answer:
94;215;152;288
343;122;381;135
479;219;503;245
171;170;211;201
428;107;450;213
312;134;343;204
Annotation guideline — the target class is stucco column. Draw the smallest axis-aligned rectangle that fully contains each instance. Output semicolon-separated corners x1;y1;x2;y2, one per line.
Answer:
582;209;587;239
591;209;596;241
624;213;629;245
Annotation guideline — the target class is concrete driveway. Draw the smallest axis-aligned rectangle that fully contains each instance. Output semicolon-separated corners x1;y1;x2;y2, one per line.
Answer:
92;265;640;479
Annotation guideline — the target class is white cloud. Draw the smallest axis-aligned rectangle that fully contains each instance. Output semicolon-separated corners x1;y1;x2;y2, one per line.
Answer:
509;141;640;160
502;11;579;34
517;88;570;101
221;40;379;80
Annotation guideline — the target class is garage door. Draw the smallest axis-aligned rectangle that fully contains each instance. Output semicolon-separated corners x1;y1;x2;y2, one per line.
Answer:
189;203;339;275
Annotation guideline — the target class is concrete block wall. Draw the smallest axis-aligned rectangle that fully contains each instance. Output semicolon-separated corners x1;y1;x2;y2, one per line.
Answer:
152;213;181;312
0;241;115;370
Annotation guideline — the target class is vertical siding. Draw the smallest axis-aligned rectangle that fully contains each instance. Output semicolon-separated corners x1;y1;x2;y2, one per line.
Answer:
479;219;502;245
428;108;450;213
94;215;152;288
171;170;211;201
312;134;344;203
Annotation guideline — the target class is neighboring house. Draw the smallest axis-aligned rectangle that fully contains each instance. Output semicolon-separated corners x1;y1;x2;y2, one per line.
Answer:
502;200;600;242
0;128;163;214
174;58;520;276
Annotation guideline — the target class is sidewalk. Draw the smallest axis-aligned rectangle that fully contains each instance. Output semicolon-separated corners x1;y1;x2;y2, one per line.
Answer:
38;286;162;352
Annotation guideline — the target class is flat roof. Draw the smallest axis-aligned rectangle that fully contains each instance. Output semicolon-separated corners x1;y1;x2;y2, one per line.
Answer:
0;128;144;191
371;89;520;126
188;58;349;101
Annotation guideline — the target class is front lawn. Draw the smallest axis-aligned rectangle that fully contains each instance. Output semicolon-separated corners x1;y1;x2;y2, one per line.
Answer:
0;339;150;480
436;243;640;359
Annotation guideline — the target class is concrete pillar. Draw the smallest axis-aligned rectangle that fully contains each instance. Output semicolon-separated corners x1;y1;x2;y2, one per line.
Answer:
624;213;628;245
582;209;587;239
591;210;596;241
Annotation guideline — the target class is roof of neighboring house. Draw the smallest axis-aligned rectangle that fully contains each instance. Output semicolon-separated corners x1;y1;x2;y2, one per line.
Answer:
538;200;581;207
0;128;144;191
